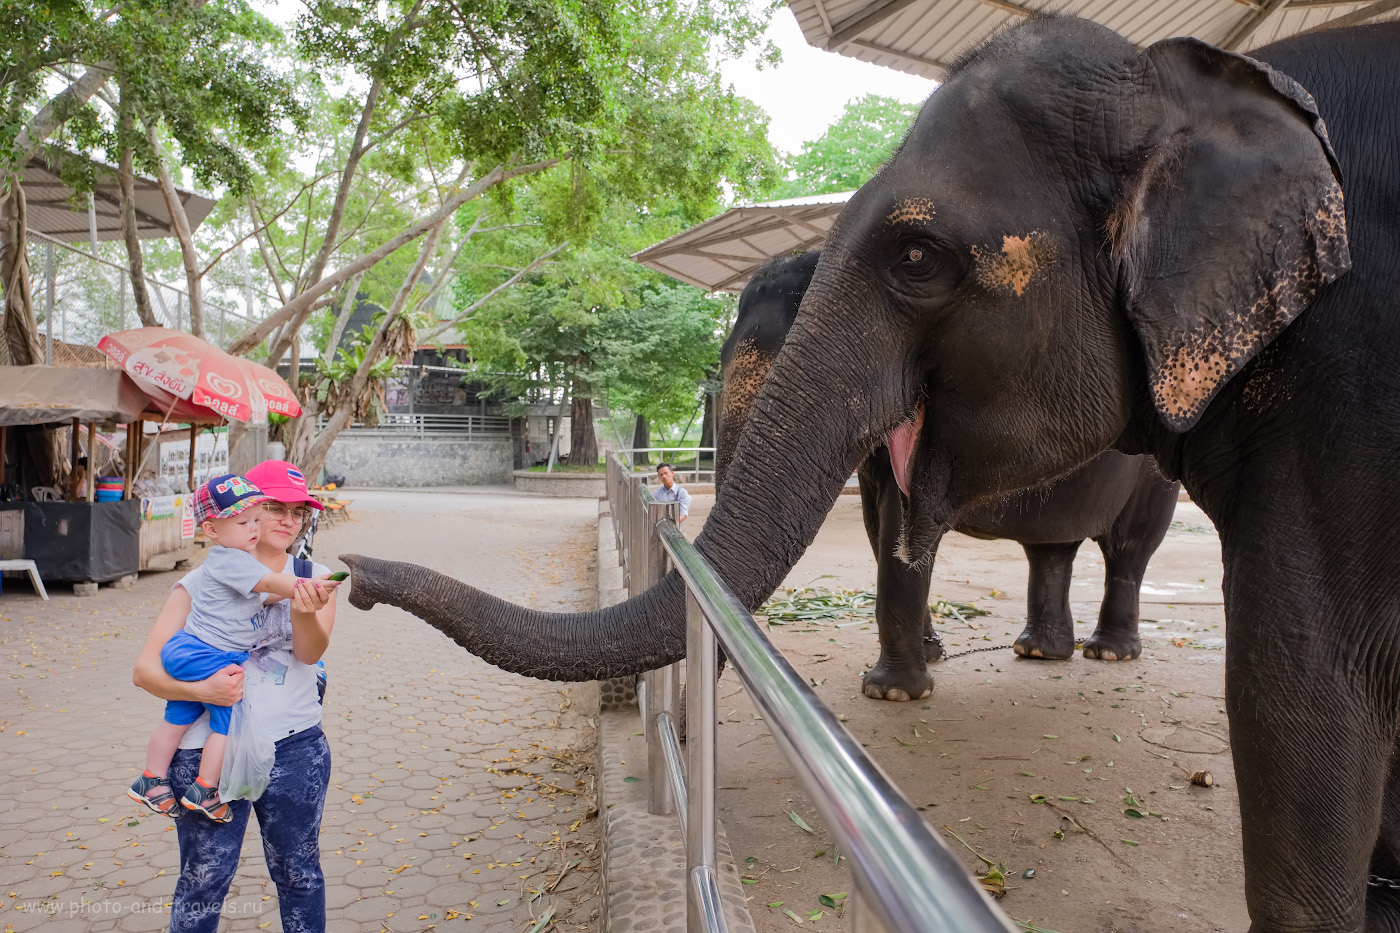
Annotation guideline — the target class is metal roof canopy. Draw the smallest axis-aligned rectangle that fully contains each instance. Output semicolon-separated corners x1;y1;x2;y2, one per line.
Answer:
633;191;853;293
787;0;1400;80
22;149;218;243
0;366;149;427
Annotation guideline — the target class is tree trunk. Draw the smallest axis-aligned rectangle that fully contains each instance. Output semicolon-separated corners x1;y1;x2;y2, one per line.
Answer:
296;218;448;480
323;271;364;363
145;123;204;337
567;389;597;467
303;80;381;294
117;99;158;327
0;182;41;366
631;414;650;465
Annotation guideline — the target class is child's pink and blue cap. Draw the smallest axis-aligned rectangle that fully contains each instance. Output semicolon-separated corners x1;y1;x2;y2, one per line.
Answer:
193;474;271;524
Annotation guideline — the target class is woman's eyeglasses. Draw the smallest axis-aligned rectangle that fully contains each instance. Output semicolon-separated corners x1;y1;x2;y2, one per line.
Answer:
264;503;312;522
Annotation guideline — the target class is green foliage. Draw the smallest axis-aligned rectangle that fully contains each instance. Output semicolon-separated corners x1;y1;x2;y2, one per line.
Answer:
3;0;306;194
452;210;730;431
772;94;921;198
0;0;99;174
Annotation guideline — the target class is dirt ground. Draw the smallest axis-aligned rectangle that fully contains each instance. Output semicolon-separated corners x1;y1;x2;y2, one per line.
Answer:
686;492;1243;933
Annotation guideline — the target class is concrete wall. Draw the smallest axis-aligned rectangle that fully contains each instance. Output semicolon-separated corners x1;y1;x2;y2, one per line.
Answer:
512;470;606;498
325;434;513;486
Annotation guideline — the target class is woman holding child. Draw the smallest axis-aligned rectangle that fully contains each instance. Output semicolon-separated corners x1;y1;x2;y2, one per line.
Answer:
132;460;337;933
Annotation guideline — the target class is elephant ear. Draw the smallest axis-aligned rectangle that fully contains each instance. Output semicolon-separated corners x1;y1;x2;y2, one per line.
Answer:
1109;38;1350;431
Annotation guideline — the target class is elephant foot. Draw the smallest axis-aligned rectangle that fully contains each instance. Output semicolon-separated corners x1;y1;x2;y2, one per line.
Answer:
861;662;933;702
1012;624;1074;660
1081;630;1142;661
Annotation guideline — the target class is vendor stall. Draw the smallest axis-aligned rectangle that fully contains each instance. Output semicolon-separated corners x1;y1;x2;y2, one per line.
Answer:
0;366;147;591
2;330;302;594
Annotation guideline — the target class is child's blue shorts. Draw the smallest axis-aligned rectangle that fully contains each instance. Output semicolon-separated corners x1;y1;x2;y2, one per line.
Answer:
161;630;248;736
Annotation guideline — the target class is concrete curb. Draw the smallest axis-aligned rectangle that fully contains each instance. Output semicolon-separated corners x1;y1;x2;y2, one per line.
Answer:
594;500;757;933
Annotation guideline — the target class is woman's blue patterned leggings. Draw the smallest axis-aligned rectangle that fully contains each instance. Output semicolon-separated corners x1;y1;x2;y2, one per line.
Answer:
167;726;331;933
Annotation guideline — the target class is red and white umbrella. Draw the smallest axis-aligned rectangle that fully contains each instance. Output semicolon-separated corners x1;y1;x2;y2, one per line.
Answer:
97;327;302;424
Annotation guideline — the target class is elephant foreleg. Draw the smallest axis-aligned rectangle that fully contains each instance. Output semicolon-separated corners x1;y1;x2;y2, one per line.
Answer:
1083;470;1176;660
1013;541;1079;660
1364;735;1400;931
1227;608;1396;933
858;448;941;702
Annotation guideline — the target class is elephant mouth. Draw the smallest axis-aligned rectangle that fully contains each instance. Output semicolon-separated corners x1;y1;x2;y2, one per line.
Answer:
886;401;956;565
887;405;924;496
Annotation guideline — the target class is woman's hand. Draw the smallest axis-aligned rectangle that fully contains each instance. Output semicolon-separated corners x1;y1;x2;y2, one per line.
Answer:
289;576;337;664
193;664;245;705
291;577;334;614
134;585;242;704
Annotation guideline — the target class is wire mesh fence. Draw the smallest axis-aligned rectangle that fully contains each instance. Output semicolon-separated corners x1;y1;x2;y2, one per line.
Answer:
26;230;257;352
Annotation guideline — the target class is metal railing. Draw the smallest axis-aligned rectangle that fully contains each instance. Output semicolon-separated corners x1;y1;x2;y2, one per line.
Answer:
606;451;1016;933
611;446;714;487
317;412;511;437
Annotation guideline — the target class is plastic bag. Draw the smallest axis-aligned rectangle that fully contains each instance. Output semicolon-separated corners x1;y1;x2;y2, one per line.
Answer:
219;698;276;802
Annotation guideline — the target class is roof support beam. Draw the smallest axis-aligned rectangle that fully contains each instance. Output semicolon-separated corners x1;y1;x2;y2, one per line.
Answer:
965;0;1035;16
848;38;953;75
827;0;921;47
1314;0;1400;27
1221;0;1292;48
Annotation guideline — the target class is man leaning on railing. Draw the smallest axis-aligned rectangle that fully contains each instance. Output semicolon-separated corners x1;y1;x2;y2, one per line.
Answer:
652;462;690;527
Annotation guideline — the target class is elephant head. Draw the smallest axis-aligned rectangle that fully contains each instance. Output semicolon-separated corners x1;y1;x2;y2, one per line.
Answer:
341;15;1348;682
715;250;820;491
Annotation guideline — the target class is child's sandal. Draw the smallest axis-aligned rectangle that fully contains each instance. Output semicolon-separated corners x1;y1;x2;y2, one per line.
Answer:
181;778;233;823
127;772;182;818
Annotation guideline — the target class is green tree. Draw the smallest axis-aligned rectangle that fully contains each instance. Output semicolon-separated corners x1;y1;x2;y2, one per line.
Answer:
772;93;921;198
452;199;731;466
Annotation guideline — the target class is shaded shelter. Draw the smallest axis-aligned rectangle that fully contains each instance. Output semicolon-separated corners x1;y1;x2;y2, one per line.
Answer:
0;364;229;589
785;0;1400;80
632;192;851;294
2;148;217;365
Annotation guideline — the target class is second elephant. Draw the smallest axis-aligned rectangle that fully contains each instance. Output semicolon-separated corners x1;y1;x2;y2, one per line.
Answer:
717;251;1181;702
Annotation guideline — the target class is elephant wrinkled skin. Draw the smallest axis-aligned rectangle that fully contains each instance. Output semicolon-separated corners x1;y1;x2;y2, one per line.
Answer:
344;17;1400;931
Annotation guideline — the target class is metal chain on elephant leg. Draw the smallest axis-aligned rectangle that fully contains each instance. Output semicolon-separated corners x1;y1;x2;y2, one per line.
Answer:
1368;875;1400;890
938;643;1016;661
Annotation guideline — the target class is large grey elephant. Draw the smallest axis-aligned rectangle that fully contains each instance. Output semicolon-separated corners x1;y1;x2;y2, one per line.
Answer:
718;251;1180;702
345;17;1400;931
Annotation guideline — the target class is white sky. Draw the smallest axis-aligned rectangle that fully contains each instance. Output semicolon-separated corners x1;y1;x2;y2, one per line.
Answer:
719;8;937;156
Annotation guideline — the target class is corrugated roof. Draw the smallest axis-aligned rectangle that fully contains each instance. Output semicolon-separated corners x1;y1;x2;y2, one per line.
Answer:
22;149;218;243
633;191;853;293
786;0;1400;80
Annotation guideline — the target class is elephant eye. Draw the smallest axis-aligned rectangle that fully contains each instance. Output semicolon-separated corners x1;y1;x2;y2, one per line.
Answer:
906;247;924;263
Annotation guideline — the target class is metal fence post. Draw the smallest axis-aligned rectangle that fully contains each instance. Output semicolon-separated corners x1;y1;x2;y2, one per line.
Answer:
850;889;891;933
642;500;678;816
685;588;725;933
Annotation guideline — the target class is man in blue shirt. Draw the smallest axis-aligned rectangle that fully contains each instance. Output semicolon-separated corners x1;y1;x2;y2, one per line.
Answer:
653;462;691;526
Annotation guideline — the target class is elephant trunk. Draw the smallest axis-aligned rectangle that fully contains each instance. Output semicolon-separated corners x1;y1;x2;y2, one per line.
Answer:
342;256;899;681
340;553;688;681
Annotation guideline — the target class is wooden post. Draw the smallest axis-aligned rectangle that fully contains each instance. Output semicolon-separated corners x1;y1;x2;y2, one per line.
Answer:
86;422;97;502
187;425;197;492
123;421;138;500
69;416;79;499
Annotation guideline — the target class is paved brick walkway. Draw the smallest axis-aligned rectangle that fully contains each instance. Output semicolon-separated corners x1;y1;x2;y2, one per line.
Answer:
0;488;601;932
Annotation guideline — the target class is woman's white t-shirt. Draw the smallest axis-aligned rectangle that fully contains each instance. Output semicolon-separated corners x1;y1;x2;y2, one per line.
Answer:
176;556;329;750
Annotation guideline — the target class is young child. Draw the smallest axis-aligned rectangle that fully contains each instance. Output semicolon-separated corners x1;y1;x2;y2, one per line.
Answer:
126;474;340;822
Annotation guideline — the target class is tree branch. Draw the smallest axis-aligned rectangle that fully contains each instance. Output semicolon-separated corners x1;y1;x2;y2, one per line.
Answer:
427;241;568;339
228;162;500;356
145;122;204;337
